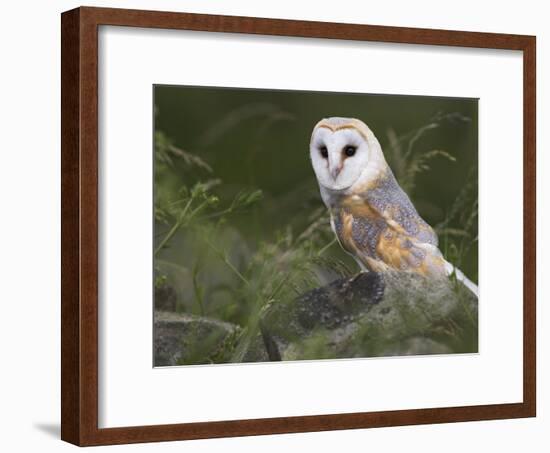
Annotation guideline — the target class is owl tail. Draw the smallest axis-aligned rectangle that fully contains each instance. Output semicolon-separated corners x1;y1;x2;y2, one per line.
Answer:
444;261;479;298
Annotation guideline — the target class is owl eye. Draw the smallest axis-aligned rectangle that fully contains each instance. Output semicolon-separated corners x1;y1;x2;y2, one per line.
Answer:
344;145;357;157
319;146;328;158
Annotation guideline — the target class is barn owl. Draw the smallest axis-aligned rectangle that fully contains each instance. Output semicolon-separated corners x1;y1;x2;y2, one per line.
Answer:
309;117;478;297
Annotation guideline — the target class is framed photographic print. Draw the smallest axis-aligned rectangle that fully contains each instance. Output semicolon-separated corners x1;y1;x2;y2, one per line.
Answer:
61;6;536;446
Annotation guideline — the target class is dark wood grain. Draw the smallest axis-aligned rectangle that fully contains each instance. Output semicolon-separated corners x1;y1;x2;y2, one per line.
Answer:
522;37;537;416
79;7;100;445
60;7;81;445
61;6;536;446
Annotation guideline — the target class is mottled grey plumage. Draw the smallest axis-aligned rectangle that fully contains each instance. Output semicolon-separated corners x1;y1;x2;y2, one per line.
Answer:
364;172;438;246
330;168;438;269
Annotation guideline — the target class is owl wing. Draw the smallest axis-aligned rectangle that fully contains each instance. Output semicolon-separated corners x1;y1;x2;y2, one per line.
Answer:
346;174;445;276
364;173;439;247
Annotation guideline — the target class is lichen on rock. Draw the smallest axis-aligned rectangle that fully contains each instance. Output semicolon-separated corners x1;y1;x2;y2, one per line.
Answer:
154;311;240;366
245;271;477;362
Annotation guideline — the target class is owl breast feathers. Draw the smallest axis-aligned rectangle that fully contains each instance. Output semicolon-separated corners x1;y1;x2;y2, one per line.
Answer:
330;171;446;277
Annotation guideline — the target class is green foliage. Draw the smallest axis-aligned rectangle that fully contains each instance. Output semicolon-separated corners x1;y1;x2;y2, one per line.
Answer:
434;165;478;282
155;130;213;172
385;112;468;194
384;111;478;282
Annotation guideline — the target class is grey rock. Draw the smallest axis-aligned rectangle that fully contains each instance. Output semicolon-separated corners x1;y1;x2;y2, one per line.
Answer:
248;271;477;362
154;284;177;312
154;311;239;366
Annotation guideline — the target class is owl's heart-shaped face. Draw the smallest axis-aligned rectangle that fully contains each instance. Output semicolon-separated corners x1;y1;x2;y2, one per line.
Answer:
310;125;370;191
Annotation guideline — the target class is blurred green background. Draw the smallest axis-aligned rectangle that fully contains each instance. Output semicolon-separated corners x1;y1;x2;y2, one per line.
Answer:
153;85;478;345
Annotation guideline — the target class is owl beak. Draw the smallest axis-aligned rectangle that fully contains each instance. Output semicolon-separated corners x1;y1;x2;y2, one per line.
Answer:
330;165;342;180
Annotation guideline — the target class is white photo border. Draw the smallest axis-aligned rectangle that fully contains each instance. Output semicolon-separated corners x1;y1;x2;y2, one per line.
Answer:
98;25;524;428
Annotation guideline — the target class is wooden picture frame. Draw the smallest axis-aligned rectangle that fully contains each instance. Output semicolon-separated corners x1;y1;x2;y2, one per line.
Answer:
61;6;536;446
